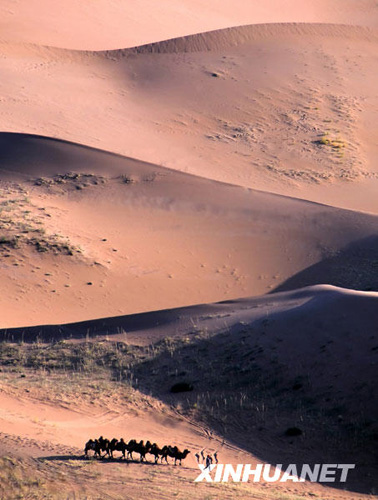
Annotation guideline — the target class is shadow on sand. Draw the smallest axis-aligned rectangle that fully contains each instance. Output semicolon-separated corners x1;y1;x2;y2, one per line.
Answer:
39;454;193;471
270;235;378;294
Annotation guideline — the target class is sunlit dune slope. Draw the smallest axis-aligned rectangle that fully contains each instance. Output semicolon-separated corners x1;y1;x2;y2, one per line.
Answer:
0;133;377;328
1;23;378;212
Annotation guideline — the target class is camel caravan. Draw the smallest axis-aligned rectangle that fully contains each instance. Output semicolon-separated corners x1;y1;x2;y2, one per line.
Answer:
84;436;191;466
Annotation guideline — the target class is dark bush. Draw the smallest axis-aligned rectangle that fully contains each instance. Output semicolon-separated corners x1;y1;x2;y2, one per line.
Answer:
285;427;303;437
170;382;193;393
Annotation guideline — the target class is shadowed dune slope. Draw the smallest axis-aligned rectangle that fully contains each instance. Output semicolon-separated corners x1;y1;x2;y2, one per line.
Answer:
0;132;172;179
1;285;377;492
131;285;378;493
2;283;377;417
272;235;378;293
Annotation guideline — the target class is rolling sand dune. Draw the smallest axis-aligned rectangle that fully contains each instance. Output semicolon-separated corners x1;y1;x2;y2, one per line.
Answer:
113;23;378;54
1;133;377;328
1;22;378;212
1;2;378;498
1;285;377;495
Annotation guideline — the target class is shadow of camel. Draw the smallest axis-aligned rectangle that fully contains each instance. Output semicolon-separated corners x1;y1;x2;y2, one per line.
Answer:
39;454;193;470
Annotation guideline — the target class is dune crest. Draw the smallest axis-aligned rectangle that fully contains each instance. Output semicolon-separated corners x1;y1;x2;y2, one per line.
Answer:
2;22;378;59
102;23;378;58
1;21;378;213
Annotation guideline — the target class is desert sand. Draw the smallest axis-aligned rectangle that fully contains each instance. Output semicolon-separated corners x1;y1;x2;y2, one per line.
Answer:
0;1;377;499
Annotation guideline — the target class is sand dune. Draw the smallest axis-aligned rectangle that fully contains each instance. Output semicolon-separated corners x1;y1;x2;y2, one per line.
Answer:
3;283;378;417
1;285;377;494
106;23;378;55
1;22;378;212
1;133;377;328
1;3;378;498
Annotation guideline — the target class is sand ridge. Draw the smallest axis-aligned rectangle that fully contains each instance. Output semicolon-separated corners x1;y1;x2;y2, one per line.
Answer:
1;133;378;327
102;23;378;56
1;22;378;212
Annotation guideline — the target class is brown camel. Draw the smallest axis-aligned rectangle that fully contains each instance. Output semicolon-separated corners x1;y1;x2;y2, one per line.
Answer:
126;440;152;462
84;439;100;458
170;446;191;466
108;438;128;459
149;443;163;464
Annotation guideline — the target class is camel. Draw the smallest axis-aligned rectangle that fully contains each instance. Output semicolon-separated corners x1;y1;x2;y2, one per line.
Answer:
148;443;162;464
159;445;172;464
161;445;191;466
125;439;137;460
108;438;118;458
138;440;152;462
115;438;128;459
107;438;128;459
84;437;189;465
173;448;190;466
168;446;191;466
97;436;111;458
84;438;111;459
148;443;170;464
126;440;152;462
84;439;101;458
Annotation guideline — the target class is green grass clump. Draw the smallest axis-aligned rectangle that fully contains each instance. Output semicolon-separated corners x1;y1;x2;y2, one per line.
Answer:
317;135;346;149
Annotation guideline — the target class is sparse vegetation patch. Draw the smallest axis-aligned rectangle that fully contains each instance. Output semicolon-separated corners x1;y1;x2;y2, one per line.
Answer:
34;172;107;189
1;327;375;474
0;184;82;257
